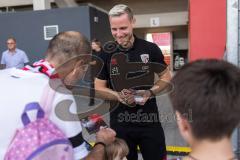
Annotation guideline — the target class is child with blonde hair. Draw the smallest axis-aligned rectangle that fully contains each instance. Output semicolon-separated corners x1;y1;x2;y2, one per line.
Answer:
105;138;129;160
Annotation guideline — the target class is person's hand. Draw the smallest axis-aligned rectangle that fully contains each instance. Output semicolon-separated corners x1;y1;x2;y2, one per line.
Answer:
89;60;97;65
135;90;152;105
119;89;136;106
63;60;88;86
96;127;116;145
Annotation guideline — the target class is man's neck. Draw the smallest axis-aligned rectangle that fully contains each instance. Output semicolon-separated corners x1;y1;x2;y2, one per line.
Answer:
120;34;135;49
8;48;16;53
128;34;135;48
188;137;235;160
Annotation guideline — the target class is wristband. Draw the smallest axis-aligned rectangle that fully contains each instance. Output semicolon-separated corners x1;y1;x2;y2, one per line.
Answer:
93;142;106;148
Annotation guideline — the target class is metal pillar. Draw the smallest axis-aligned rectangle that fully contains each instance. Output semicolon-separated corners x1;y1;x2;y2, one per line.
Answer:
54;0;78;8
33;0;51;10
227;0;239;158
226;0;239;65
238;0;240;66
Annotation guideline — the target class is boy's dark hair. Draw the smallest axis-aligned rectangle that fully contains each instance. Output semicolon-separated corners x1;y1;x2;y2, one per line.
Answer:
170;59;240;140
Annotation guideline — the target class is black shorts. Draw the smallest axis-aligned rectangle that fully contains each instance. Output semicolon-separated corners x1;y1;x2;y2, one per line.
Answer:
111;124;167;160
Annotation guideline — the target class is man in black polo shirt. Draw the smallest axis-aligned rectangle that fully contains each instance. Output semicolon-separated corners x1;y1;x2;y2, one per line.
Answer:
95;4;171;160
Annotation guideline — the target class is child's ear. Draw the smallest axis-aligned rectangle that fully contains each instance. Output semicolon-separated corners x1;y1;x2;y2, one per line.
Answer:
175;111;193;144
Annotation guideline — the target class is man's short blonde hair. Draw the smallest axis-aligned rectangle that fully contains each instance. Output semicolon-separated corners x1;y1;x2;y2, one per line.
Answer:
109;4;134;20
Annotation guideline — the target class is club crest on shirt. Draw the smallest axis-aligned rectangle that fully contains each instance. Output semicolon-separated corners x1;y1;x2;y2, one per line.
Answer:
140;54;149;63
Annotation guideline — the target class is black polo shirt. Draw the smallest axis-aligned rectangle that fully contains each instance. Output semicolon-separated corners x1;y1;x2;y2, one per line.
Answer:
98;36;167;126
